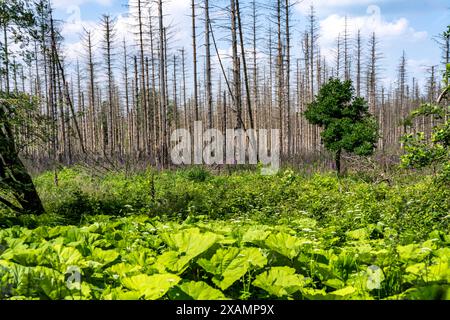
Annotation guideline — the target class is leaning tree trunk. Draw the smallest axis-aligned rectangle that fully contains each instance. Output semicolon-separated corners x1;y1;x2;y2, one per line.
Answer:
0;97;45;215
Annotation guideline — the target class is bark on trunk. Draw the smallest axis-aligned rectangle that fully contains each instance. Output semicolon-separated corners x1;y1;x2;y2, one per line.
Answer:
0;98;45;214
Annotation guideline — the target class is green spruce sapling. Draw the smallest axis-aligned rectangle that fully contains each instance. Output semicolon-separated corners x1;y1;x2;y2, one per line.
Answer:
304;79;378;174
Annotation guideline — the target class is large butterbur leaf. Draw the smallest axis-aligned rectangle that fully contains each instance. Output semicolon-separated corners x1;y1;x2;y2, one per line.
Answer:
0;260;34;296
406;260;450;283
160;228;217;257
327;286;357;299
241;226;271;244
121;273;181;300
397;244;433;262
1;247;47;267
198;247;267;291
253;266;308;298
264;233;303;259
90;248;120;266
102;287;144;300
346;228;370;240
106;262;142;278
198;247;247;290
241;247;268;268
34;266;68;300
50;244;85;272
157;228;218;273
155;251;195;274
169;281;229;300
122;248;155;267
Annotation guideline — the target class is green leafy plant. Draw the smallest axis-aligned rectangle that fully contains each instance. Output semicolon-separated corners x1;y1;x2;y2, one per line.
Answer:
304;79;379;174
0;169;448;300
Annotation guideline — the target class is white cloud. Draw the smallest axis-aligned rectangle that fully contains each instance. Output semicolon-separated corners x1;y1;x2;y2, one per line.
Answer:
408;58;431;73
52;0;113;10
318;5;428;59
64;41;85;61
164;0;191;50
60;6;97;39
61;0;194;65
296;0;389;15
407;58;433;87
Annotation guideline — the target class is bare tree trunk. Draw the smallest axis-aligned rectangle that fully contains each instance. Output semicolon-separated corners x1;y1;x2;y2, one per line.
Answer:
236;0;254;129
2;25;10;94
285;0;291;156
369;32;378;115
123;39;131;155
191;0;199;121
137;0;148;156
276;0;283;155
181;48;188;130
205;0;213;128
86;31;96;153
343;16;350;81
158;0;168;167
149;14;158;162
398;51;407;134
102;15;116;156
336;33;341;78
173;54;178;128
231;0;243;129
356;30;362;97
309;6;317;100
251;0;259;130
133;56;140;154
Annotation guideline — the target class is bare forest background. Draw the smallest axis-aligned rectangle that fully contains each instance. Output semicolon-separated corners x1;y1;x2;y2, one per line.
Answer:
2;0;449;174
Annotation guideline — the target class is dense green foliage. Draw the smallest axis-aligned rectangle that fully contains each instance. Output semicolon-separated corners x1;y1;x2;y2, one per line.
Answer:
0;168;444;242
402;64;450;182
0;168;449;300
304;79;379;173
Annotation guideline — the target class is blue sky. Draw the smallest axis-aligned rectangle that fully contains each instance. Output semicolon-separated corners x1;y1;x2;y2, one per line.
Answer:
52;0;450;89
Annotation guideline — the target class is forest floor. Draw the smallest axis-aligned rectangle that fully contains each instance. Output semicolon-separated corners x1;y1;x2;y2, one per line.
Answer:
0;167;449;300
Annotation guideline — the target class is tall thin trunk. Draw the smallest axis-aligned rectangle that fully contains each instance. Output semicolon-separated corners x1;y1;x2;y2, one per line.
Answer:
191;0;199;121
231;0;243;128
102;15;115;156
251;0;258;129
369;32;378;114
173;55;178;128
276;0;283;154
309;6;316;100
123;39;131;155
86;31;96;152
236;0;254;129
285;0;291;156
158;0;168;166
356;30;362;97
3;25;10;94
205;0;213;128
149;14;158;161
137;0;148;155
181;48;188;130
343;16;350;81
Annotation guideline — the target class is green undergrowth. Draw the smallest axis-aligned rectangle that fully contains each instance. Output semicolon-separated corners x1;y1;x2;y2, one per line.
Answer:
0;215;448;300
6;167;448;243
0;167;448;300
